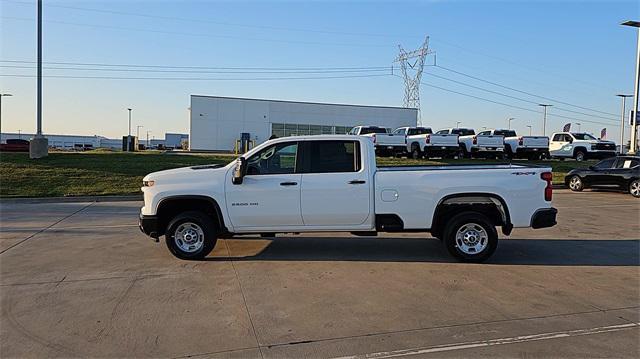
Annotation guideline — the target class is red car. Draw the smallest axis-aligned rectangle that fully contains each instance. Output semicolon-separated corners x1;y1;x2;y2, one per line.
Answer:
0;139;30;152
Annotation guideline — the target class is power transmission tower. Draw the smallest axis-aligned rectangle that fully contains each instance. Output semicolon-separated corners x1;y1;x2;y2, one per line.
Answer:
395;36;433;126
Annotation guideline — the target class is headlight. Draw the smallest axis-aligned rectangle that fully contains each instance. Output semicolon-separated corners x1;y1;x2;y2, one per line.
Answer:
143;180;155;187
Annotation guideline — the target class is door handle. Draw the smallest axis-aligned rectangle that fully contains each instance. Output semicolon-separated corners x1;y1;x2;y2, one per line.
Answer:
348;180;366;185
280;181;298;186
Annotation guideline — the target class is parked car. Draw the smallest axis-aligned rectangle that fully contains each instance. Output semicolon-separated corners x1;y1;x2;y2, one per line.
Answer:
349;126;406;157
489;129;550;160
394;126;460;159
139;135;557;263
0;139;29;152
565;156;640;198
549;132;616;161
436;128;505;158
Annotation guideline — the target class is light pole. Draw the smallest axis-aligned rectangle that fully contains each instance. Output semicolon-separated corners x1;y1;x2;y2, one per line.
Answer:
526;125;532;136
576;123;582;132
622;20;640;154
617;94;633;154
146;130;152;148
127;108;132;151
30;0;48;158
507;117;516;129
0;93;12;133
456;121;461;128
539;104;552;136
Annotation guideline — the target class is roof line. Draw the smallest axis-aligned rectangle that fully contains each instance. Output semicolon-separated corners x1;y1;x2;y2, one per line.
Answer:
190;94;418;111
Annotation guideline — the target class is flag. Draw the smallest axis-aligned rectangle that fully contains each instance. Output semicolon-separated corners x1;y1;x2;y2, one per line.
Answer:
562;123;571;132
600;128;606;139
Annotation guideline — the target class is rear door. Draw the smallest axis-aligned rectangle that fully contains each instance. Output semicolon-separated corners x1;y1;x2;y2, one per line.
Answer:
300;140;371;226
605;158;639;187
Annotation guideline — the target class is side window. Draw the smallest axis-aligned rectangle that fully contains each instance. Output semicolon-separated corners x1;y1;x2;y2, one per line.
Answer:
615;159;640;169
552;134;563;141
435;129;448;135
246;142;298;175
407;128;416;136
478;131;490;136
348;127;358;135
394;128;407;135
594;158;616;170
305;141;360;173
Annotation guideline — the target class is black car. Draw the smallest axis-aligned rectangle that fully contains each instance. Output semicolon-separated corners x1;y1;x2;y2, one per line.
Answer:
565;156;640;198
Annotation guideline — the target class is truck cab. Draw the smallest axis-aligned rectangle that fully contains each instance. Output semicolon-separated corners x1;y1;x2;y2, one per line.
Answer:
549;132;617;161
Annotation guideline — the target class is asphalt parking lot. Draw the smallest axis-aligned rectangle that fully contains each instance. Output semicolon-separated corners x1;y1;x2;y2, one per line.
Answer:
1;189;638;358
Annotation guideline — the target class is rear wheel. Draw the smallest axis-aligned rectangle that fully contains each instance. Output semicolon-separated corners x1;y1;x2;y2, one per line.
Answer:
442;212;498;263
568;175;584;192
630;179;640;198
165;211;217;260
411;144;422;159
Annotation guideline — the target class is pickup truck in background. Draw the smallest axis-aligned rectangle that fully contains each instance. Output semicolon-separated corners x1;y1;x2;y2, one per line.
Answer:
349;125;406;157
549;132;617;161
436;128;505;158
139;135;557;263
486;129;550;160
394;126;460;159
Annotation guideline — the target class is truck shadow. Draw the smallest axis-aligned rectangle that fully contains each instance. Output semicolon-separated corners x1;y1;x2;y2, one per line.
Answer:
208;237;639;266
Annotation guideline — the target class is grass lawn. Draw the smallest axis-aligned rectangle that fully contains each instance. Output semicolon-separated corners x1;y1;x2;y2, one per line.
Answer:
0;150;595;198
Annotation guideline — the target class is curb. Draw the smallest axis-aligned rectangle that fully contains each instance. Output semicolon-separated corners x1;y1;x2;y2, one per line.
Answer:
0;195;143;204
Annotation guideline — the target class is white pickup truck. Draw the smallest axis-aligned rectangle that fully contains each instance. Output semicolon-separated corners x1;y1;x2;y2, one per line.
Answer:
349;126;406;157
549;132;617;161
436;128;505;158
393;126;460;159
139;136;557;263
484;129;550;160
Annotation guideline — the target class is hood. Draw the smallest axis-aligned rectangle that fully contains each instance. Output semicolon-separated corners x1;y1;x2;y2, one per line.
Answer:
143;164;228;185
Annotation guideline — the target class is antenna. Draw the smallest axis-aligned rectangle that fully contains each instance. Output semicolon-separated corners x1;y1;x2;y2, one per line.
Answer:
395;36;434;126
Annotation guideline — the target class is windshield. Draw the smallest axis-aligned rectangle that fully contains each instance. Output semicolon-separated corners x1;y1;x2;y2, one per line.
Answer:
572;133;597;140
359;127;388;135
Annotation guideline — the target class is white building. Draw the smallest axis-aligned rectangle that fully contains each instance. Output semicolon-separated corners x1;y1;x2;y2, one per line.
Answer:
0;132;121;150
189;95;418;152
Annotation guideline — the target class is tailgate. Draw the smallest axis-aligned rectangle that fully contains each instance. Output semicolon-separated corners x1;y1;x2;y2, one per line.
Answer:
375;134;406;146
430;134;459;146
522;136;549;148
477;135;504;147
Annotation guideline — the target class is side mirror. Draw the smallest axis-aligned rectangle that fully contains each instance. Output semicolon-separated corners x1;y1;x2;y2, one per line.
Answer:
567;138;573;143
232;157;247;185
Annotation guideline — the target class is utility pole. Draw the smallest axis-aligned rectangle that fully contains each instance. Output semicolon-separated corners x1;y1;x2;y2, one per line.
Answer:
146;130;151;148
136;125;143;139
621;21;640;154
30;0;48;158
539;104;552;136
526;125;532;136
507;117;516;129
576;123;582;132
395;36;434;126
127;108;132;151
617;94;633;154
456;121;461;128
0;93;12;133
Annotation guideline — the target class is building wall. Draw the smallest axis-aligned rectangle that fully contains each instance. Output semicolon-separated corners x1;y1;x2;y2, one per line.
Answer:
190;95;418;151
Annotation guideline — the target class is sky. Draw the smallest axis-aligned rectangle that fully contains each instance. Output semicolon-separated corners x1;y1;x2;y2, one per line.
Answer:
0;0;638;144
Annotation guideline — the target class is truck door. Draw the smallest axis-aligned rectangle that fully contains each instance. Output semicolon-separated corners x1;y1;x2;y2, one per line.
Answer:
550;134;572;156
300;140;371;226
225;141;303;228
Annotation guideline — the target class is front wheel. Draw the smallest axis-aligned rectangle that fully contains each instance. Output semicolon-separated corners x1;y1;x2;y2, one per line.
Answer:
568;175;584;192
630;179;640;198
442;212;498;263
165;211;217;260
574;150;586;162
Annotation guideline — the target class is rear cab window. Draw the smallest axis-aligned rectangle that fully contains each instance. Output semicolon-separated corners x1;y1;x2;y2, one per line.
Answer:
359;127;388;135
301;140;361;173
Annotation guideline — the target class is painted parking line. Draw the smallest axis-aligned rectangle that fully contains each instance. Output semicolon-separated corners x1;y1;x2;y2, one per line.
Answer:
331;322;639;359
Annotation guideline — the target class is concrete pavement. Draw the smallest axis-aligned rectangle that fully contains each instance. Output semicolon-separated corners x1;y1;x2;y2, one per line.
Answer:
0;190;638;358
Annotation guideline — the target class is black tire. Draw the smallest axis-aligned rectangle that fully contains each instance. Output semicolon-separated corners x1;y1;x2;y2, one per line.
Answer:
568;175;584;192
505;145;514;159
630;179;640;198
442;212;498;263
460;145;471;159
165;211;217;260
574;149;586;162
410;143;422;159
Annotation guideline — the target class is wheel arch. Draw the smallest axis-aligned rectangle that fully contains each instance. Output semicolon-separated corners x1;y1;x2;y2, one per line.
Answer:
430;192;512;238
156;195;228;237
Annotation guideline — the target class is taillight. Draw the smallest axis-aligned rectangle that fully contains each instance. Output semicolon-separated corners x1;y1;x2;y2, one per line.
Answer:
372;134;376;144
472;136;478;145
518;136;523;146
425;134;431;144
541;172;552;201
